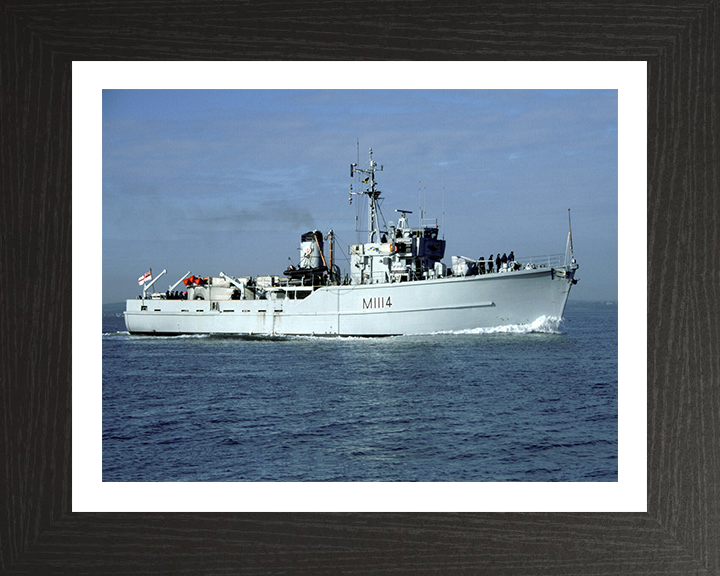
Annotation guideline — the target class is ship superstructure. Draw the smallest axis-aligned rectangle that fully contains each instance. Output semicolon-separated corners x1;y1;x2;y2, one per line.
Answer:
347;149;446;285
125;149;579;336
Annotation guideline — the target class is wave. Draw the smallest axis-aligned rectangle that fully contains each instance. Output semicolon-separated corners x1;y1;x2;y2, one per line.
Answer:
102;331;210;339
102;331;130;337
432;316;564;335
284;334;373;341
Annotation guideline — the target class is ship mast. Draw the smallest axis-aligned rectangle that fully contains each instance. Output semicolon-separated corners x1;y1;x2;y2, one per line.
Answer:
350;148;384;243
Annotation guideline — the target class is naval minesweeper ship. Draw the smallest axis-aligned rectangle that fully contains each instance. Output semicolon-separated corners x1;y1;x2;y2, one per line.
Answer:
125;149;579;336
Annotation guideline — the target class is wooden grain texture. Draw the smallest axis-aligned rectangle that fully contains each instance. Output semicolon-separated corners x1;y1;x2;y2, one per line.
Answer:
1;1;718;574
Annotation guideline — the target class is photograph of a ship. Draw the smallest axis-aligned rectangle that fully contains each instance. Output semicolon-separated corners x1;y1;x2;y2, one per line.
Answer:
102;89;618;484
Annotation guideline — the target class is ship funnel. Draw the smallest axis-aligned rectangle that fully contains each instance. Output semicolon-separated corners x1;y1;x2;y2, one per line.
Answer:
300;230;325;269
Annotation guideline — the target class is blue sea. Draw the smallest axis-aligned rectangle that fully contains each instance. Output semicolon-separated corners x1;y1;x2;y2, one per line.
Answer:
102;300;618;482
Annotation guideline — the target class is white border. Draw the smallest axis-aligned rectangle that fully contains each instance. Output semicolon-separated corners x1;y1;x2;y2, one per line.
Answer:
74;61;646;512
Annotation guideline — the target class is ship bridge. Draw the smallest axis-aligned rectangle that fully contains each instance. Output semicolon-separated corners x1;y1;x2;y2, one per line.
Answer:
349;210;446;285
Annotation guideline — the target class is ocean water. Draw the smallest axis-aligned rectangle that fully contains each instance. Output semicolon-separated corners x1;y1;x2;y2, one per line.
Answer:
102;300;617;482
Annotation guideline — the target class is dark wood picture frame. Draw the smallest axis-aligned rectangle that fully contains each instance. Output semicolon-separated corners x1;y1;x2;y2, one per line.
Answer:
2;2;717;574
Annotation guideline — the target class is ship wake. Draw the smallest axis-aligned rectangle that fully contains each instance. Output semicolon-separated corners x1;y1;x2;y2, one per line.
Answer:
104;332;211;339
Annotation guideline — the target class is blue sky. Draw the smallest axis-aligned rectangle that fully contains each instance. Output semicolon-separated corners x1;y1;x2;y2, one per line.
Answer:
102;89;617;303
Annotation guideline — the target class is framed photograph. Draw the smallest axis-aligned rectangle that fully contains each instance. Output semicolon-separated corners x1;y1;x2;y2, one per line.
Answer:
3;3;716;574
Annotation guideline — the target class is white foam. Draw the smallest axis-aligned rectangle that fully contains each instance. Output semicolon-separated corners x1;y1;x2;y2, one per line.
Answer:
114;333;211;340
432;316;563;335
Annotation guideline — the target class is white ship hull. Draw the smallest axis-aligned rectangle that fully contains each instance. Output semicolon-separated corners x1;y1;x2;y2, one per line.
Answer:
124;264;576;337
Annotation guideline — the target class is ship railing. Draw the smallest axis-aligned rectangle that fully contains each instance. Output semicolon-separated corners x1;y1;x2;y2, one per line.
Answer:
473;253;567;268
516;253;568;268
